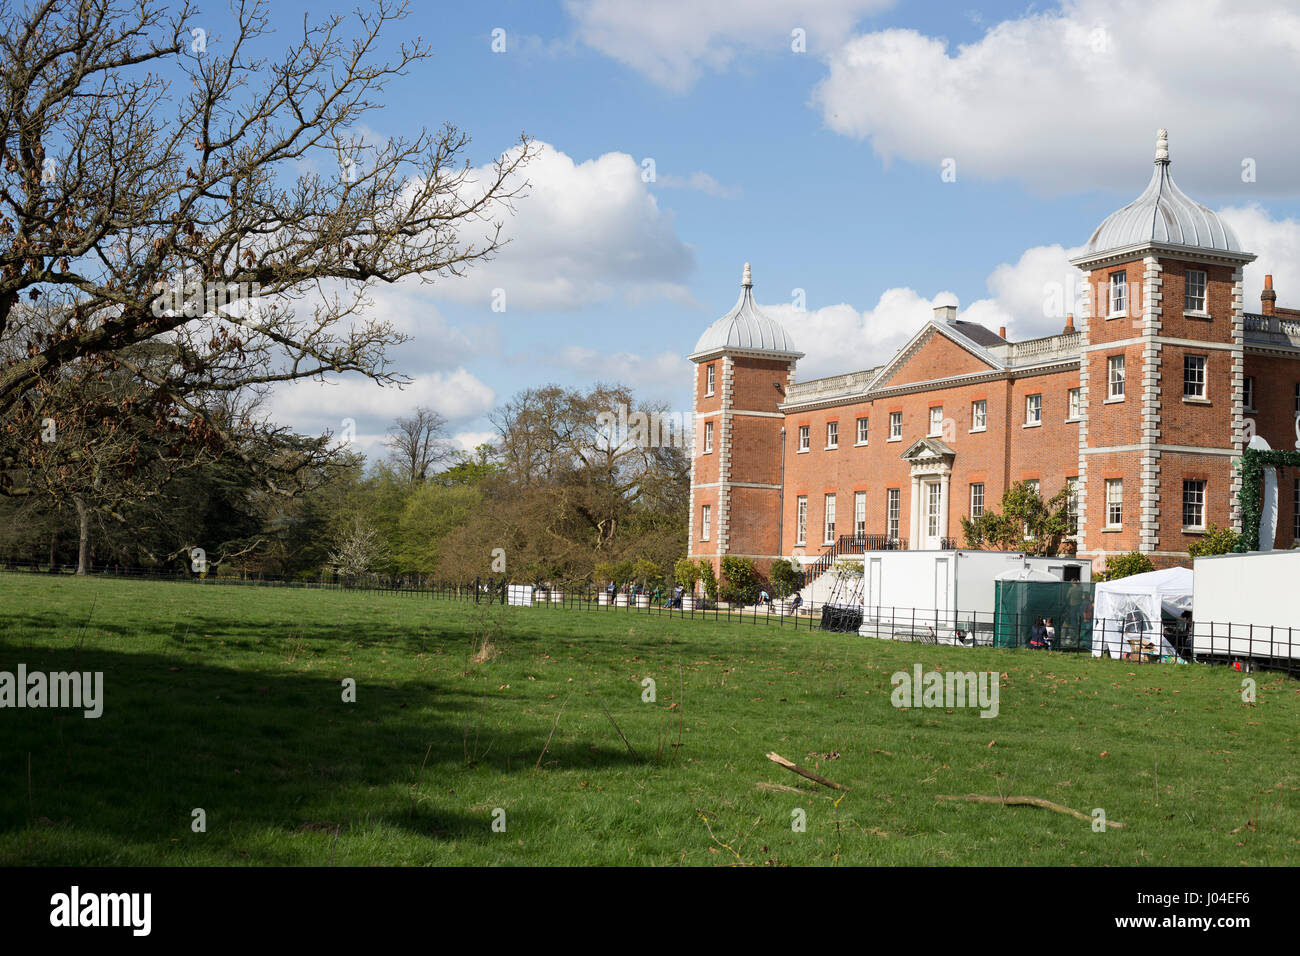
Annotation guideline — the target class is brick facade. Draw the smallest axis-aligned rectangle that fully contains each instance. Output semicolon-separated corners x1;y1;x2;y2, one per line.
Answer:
689;272;1300;577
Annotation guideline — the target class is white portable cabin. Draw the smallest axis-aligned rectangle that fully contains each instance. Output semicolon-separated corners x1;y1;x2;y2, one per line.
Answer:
859;549;1091;645
1192;550;1300;662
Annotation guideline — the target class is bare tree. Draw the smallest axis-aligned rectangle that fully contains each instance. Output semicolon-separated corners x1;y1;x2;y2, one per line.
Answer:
384;405;454;483
327;514;388;583
0;0;534;491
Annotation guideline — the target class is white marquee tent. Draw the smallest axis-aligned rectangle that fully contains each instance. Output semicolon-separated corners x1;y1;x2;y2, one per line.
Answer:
1092;567;1194;660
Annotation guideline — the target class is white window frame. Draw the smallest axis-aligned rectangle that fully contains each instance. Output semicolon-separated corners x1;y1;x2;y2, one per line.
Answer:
1185;269;1207;314
1107;355;1125;400
1066;477;1080;537
970;482;984;519
887;489;900;540
795;496;807;545
798;425;809;452
705;363;715;396
1184;355;1207;399
856;417;869;445
1025;393;1042;426
888;411;902;441
701;504;711;541
1183;479;1206;530
928;406;943;437
826;420;838;449
1244;376;1255;412
1105;479;1123;529
1068;388;1082;421
854;491;866;538
824;494;836;545
703;420;713;453
1108;271;1127;317
970;400;987;432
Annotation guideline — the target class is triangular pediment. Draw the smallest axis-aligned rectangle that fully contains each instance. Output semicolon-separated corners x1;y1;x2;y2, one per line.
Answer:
901;437;955;461
868;322;1001;392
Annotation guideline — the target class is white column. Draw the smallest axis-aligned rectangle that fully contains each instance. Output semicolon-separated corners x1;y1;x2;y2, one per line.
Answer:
939;472;951;547
908;475;920;549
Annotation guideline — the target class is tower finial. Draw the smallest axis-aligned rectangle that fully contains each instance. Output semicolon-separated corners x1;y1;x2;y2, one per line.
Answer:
742;261;752;288
1155;128;1169;164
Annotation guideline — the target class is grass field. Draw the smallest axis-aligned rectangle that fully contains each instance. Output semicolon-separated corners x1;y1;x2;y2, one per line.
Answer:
1;572;1296;865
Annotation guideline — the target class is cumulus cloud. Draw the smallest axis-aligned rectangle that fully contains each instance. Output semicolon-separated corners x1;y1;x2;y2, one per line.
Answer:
765;289;944;382
762;244;1093;380
1219;205;1300;313
268;368;496;438
452;430;497;452
764;204;1300;386
814;0;1300;195
429;142;695;311
566;0;892;91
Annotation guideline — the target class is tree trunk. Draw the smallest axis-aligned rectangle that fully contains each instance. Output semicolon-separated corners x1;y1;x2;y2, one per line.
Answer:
74;496;91;575
48;528;57;572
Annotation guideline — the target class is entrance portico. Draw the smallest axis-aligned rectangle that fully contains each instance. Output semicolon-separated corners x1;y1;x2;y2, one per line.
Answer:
901;438;955;550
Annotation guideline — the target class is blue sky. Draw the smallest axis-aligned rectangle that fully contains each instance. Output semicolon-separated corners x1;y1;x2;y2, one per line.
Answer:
248;0;1300;460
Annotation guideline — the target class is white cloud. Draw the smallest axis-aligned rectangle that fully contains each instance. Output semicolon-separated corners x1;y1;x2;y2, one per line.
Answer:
765;289;941;382
431;142;695;311
558;345;691;393
268;368;496;435
763;244;1092;380
814;0;1300;194
452;430;496;452
655;171;742;199
1219;204;1300;314
765;205;1300;385
567;0;892;91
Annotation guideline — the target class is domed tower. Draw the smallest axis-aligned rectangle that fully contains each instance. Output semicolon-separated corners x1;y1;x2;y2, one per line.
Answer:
1069;129;1255;568
687;263;803;578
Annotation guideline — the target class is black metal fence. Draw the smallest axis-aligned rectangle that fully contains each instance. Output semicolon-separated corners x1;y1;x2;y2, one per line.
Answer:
1;564;1294;674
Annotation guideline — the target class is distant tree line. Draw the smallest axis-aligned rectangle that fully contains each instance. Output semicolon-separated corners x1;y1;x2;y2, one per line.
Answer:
0;382;689;586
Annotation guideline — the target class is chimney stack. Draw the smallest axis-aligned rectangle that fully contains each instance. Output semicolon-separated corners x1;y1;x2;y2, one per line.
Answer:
1262;274;1276;316
933;303;958;324
998;326;1007;339
1064;313;1075;333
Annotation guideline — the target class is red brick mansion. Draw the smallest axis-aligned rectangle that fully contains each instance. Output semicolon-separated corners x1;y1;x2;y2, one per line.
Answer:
687;131;1300;577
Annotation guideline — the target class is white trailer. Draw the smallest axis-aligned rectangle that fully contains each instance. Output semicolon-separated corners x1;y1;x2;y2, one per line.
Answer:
859;549;1091;645
1192;551;1300;663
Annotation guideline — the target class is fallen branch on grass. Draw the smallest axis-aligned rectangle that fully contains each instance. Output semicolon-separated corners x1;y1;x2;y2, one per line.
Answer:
533;690;574;771
754;781;806;795
936;794;1128;828
596;696;640;762
766;752;850;792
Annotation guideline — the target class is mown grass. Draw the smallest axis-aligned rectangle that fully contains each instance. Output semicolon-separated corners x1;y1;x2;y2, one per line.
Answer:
0;573;1296;865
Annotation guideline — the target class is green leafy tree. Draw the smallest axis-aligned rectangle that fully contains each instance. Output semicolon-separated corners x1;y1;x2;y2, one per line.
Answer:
1187;524;1240;558
1099;551;1156;581
673;557;700;591
769;558;802;596
720;555;760;604
697;559;719;601
961;480;1073;556
631;558;661;588
610;560;634;585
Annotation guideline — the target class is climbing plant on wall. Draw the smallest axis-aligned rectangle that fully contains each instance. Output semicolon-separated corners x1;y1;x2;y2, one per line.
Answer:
1235;448;1300;551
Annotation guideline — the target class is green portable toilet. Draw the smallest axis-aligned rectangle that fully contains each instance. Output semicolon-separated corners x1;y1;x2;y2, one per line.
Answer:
994;569;1095;650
